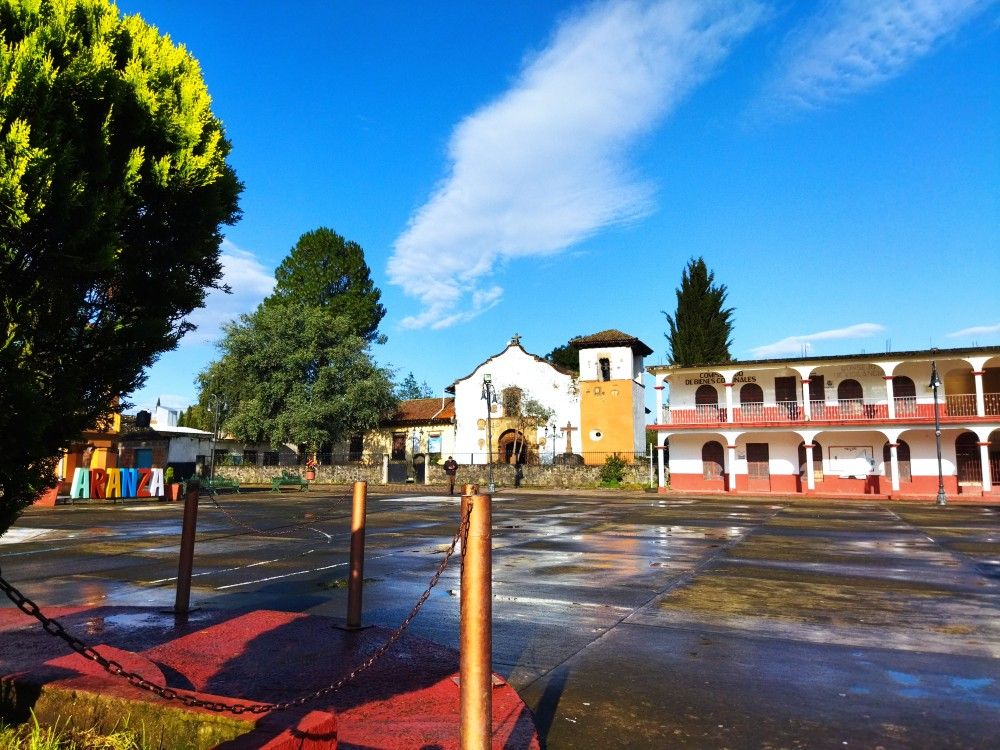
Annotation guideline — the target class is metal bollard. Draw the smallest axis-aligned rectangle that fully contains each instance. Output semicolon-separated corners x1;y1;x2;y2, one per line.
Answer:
173;484;200;620
460;493;492;749
346;481;368;629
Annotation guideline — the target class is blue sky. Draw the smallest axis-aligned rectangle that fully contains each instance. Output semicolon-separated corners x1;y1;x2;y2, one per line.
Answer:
119;0;1000;413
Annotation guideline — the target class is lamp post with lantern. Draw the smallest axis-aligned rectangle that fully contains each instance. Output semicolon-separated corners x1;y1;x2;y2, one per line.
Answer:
929;362;947;506
481;374;498;493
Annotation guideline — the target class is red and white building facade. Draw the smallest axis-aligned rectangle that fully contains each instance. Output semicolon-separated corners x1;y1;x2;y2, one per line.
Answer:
649;347;1000;499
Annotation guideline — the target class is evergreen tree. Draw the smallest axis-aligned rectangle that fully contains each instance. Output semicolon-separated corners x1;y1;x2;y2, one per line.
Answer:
396;372;433;400
0;0;241;535
663;258;734;366
264;227;386;343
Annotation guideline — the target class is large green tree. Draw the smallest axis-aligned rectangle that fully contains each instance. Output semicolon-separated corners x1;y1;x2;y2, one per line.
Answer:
0;0;241;534
264;227;386;343
663;257;734;366
198;303;396;452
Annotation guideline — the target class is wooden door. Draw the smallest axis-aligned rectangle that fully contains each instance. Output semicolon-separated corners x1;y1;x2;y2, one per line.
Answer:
746;442;770;491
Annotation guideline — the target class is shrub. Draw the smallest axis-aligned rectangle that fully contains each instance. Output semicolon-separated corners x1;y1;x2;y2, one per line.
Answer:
599;454;626;485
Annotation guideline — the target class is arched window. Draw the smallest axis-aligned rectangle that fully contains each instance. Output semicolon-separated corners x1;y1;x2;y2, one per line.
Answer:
956;432;981;483
696;384;719;405
837;379;863;400
702;441;724;480
838;379;864;417
883;439;911;482
695;384;720;422
893;376;917;416
739;382;765;421
599;358;611;381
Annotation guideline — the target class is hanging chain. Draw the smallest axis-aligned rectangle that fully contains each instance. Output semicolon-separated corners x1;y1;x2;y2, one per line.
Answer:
0;500;473;715
207;492;351;537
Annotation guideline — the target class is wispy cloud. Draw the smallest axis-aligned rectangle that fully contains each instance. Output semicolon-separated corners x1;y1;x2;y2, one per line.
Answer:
750;323;887;357
182;239;275;345
764;0;993;111
947;323;1000;338
388;0;764;329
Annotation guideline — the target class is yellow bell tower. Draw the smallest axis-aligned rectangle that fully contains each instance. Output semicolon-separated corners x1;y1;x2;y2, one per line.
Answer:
572;330;652;464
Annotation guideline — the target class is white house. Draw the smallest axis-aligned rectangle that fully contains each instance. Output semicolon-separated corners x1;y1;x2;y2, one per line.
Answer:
649;346;1000;498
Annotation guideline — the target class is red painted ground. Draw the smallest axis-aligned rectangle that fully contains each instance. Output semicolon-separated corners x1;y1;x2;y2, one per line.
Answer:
0;607;539;749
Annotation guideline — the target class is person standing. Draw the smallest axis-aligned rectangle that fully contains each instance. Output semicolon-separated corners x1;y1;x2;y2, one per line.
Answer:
443;456;459;495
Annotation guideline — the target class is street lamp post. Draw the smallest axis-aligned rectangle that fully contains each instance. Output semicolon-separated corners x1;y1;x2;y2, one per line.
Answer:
929;362;947;506
209;394;220;482
482;374;497;493
549;421;558;462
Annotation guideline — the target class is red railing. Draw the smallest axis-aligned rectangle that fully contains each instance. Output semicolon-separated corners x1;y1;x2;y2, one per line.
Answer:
660;392;1000;426
946;393;978;417
987;393;1000;416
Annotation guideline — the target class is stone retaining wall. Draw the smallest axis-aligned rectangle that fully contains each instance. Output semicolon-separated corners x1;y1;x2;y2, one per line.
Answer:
216;462;654;490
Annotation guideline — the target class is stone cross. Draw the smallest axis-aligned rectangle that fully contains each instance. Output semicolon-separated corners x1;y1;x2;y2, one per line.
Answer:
563;421;577;454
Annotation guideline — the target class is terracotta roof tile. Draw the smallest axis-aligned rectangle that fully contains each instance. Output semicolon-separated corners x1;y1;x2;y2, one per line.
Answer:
383;397;455;425
571;329;654;356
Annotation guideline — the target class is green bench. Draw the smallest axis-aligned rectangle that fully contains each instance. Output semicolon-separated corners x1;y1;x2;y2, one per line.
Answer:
204;476;240;494
270;471;309;492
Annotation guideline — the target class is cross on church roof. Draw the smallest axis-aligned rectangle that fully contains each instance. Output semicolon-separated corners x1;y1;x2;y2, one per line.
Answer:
511;333;521;346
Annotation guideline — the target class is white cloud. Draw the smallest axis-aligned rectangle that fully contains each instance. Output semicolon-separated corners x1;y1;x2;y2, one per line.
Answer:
389;0;764;329
765;0;993;111
947;323;1000;338
750;323;887;357
182;238;275;345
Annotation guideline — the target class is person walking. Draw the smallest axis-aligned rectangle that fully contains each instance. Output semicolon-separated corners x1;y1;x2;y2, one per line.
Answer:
443;456;459;495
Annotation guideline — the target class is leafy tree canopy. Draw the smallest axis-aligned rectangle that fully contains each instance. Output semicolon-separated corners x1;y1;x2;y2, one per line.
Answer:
0;0;241;534
199;302;396;451
264;227;385;343
663;257;734;367
544;339;580;374
177;403;213;432
396;371;433;400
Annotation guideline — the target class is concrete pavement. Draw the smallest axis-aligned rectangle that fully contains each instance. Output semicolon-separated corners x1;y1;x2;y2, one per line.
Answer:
2;487;998;748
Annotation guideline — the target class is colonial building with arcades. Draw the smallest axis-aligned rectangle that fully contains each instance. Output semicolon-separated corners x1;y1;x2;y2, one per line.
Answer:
648;346;1000;498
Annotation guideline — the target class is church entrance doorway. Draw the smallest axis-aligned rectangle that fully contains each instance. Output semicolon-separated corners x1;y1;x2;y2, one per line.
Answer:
497;430;529;465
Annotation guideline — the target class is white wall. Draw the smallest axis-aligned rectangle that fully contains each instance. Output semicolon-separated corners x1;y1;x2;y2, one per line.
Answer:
454;345;579;463
578;347;640;383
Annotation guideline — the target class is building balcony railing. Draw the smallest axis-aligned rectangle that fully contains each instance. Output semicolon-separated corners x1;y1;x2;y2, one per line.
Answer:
659;392;1000;426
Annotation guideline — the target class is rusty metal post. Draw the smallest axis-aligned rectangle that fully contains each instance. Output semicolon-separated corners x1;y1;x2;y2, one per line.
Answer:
346;481;368;629
173;484;200;619
460;493;492;749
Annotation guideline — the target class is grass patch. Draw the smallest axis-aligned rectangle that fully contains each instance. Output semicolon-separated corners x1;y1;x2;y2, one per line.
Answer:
0;711;150;749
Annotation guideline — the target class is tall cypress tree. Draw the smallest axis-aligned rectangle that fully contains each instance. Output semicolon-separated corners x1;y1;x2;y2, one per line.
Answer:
663;258;734;366
264;227;386;343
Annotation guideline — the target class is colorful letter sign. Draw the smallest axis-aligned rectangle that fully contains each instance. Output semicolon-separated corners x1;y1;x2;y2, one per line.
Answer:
70;467;164;499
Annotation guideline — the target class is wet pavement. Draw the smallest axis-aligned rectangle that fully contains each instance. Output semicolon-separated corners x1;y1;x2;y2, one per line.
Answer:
2;488;999;748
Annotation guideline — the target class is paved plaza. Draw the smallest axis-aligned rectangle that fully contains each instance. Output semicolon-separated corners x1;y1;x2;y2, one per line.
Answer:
1;488;999;748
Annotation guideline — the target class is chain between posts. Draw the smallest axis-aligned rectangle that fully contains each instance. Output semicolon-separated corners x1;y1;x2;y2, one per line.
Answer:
208;491;352;537
0;500;473;715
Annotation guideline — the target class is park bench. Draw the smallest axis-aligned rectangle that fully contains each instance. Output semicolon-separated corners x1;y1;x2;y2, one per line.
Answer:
270;471;309;492
203;476;240;494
